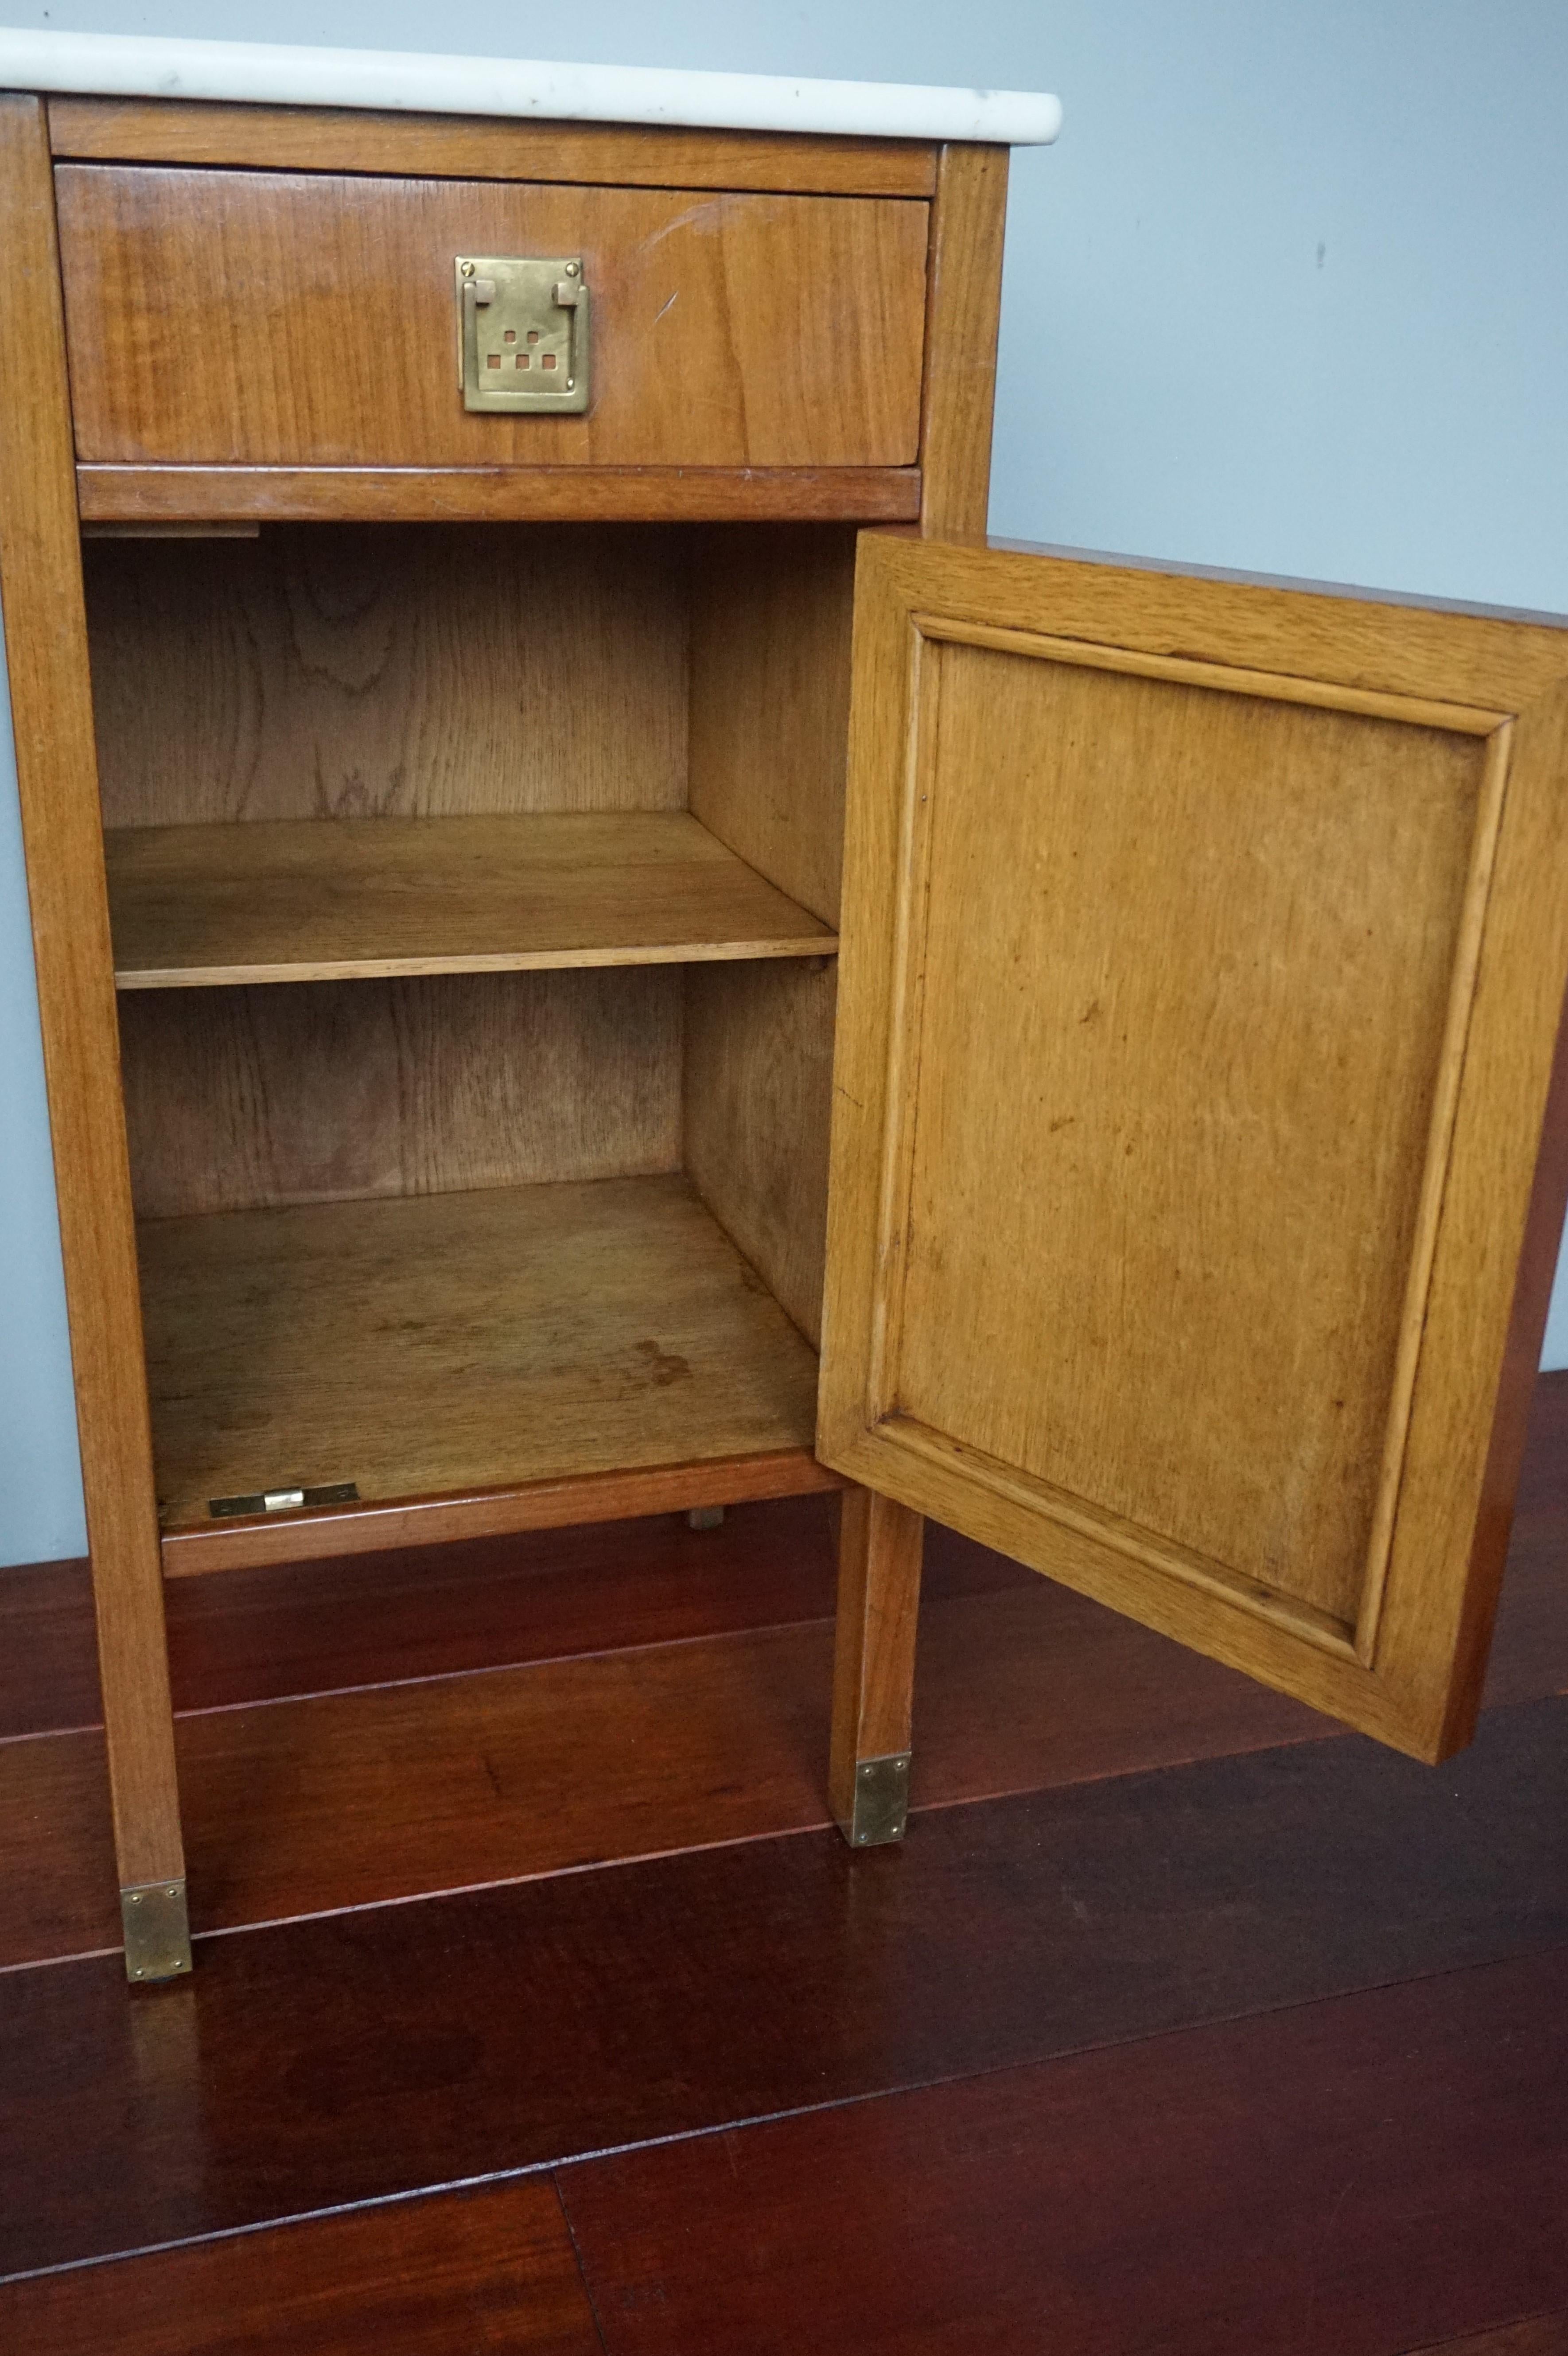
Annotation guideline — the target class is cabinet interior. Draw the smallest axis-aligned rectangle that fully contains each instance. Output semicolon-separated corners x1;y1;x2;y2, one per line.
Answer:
83;519;857;1533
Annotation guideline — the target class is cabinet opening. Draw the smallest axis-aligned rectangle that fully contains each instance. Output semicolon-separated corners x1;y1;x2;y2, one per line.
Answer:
85;518;856;1555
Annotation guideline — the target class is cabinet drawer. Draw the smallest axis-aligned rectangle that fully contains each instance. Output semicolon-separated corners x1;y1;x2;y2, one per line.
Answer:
55;164;929;471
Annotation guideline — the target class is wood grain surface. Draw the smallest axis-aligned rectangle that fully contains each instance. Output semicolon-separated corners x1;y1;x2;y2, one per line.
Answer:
917;143;1009;540
560;1945;1568;2356
108;811;836;988
681;523;856;1346
684;958;837;1347
2;1374;1562;1963
4;1698;1568;2274
74;463;924;526
16;1537;1568;1971
48;97;938;199
86;524;690;829
4;1359;1560;1753
138;1174;822;1527
0;2178;603;2355
822;537;1568;1760
902;649;1488;1627
121;967;683;1218
8;1985;1566;2355
829;1486;923;1823
159;1450;841;1579
0;1495;856;1738
688;523;857;929
1406;2323;1568;2356
0;1577;1335;1970
57;167;928;469
0;98;185;1895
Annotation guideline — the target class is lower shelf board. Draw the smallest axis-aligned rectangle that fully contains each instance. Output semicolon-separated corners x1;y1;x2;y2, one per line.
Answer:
140;1172;831;1568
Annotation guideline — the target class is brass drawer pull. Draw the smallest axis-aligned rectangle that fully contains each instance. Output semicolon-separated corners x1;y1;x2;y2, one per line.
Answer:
455;255;591;413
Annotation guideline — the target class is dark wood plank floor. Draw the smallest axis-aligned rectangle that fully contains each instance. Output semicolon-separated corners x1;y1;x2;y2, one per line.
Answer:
1;2181;602;2356
560;1946;1568;2356
0;1371;1564;2352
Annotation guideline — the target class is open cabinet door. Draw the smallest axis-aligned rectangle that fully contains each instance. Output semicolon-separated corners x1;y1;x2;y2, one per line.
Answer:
819;536;1568;1762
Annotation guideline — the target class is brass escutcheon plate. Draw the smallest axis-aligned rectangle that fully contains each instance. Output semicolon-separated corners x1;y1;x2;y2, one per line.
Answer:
455;256;591;413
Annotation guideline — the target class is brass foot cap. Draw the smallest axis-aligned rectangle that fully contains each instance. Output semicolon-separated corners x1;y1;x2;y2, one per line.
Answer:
121;1878;192;1984
840;1752;911;1847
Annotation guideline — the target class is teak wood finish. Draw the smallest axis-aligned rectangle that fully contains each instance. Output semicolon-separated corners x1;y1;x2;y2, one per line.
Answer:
820;536;1568;1763
47;94;939;198
819;141;1014;1837
83;523;694;829
119;966;688;1218
7;66;1563;1982
106;812;837;988
0;97;187;1949
139;1173;824;1530
55;165;929;470
74;463;925;529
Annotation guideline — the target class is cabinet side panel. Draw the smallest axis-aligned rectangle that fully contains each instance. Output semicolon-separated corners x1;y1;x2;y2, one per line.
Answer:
122;969;684;1218
684;960;836;1348
688;523;856;927
685;523;852;1346
86;525;690;828
0;98;182;1890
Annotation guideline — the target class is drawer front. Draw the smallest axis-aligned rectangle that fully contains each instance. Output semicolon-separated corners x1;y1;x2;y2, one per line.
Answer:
55;164;930;470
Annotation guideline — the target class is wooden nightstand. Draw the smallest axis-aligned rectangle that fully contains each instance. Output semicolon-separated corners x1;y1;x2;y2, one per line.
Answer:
2;38;1564;1985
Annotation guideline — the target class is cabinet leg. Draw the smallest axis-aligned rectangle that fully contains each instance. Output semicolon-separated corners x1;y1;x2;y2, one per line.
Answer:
0;94;190;1986
829;1488;924;1847
93;1530;191;1985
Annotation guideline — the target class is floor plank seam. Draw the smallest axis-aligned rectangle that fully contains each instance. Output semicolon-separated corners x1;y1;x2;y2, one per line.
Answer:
0;1945;121;1980
1395;2312;1568;2356
552;2171;614;2356
6;1689;1564;1978
0;1816;845;1981
159;1607;844;1725
0;1606;847;1746
0;2170;559;2291
0;1715;107;1747
10;1936;1566;2288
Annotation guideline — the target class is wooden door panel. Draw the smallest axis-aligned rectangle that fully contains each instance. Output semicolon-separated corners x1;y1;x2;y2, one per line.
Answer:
821;539;1568;1760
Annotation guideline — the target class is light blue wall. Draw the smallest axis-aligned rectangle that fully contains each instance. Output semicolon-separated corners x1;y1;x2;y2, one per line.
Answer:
2;1;1565;1565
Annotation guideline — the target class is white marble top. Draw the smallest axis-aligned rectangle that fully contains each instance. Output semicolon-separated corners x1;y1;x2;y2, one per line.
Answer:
0;29;1062;146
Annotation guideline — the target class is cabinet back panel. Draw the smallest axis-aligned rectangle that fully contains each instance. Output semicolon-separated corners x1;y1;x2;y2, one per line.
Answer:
121;967;683;1218
86;525;689;828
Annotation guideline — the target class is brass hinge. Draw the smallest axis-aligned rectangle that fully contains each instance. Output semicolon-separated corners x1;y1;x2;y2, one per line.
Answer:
208;1481;358;1519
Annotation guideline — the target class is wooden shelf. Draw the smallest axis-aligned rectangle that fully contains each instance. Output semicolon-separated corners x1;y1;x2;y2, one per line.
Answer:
139;1173;827;1558
107;812;837;989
